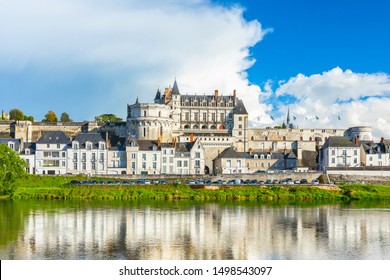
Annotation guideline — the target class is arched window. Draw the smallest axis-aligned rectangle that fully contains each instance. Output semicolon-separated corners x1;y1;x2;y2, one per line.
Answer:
283;136;286;141
143;127;146;137
184;124;190;129
210;125;217;129
309;137;312;141
202;125;207;129
219;125;225;129
251;136;254;141
265;136;268;141
193;125;199;129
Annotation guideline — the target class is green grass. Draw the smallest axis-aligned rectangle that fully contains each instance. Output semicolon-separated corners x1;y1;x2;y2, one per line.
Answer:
6;175;390;202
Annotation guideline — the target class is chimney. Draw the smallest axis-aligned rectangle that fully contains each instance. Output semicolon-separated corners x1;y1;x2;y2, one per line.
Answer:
157;136;161;147
106;131;111;148
215;89;218;98
355;136;359;146
190;133;194;143
233;89;236;101
381;137;385;143
249;148;253;155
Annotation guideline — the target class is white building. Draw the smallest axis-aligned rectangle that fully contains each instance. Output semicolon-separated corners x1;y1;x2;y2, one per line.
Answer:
35;131;69;175
319;136;361;171
360;138;390;167
66;133;107;175
213;146;251;174
107;146;127;175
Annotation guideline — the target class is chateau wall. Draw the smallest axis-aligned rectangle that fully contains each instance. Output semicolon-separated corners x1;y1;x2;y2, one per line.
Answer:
0;121;13;138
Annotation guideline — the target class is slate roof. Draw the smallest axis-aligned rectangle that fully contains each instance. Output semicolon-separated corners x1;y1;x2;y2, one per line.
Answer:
154;89;161;100
171;80;180;95
214;146;252;160
233;99;248;115
175;142;195;153
0;138;21;151
322;136;358;149
251;151;297;160
36;131;69;144
136;140;159;151
73;133;105;149
20;142;36;155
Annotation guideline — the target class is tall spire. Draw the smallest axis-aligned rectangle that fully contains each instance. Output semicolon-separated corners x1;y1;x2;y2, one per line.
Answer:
135;97;139;104
171;79;180;95
287;107;290;125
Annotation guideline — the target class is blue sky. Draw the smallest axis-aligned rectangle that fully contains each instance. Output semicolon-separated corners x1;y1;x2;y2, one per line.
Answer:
1;0;390;138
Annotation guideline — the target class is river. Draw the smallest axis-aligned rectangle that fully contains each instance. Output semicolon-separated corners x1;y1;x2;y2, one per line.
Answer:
0;200;389;259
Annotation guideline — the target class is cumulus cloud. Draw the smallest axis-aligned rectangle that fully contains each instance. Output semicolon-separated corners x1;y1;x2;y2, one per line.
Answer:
272;67;390;139
0;0;270;121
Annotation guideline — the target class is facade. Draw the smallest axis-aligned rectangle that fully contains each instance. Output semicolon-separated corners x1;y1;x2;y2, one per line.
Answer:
360;138;390;167
246;151;297;173
35;131;69;175
319;136;361;171
213;147;251;175
66;133;107;175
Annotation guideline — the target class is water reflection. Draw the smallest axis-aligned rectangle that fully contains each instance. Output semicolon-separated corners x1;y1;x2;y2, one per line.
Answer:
0;201;389;259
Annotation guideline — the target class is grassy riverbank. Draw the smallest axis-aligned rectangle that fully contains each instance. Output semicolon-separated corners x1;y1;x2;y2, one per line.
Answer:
5;175;390;202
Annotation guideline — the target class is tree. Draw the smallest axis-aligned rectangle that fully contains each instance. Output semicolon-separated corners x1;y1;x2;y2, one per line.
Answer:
60;112;72;122
0;145;27;196
94;114;122;123
43;110;58;122
9;108;24;121
24;115;34;122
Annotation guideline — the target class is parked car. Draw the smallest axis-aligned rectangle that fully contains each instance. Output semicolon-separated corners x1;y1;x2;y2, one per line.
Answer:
80;180;88;185
287;180;294;185
99;180;105;185
114;180;121;185
129;180;136;185
251;179;257;184
281;180;287;185
258;180;265;185
294;180;301;185
188;180;196;185
160;180;167;184
70;180;80;185
136;179;145;184
301;179;308;184
107;180;113;185
152;180;159;184
244;179;251;185
312;179;320;185
227;180;235;185
144;180;151;185
265;179;272;185
121;180;129;185
273;179;279;184
196;180;205;185
205;179;212;185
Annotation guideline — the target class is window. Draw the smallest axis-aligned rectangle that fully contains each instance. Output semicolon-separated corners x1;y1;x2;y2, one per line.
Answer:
82;153;86;161
131;162;136;170
47;144;50;148
144;110;147;117
369;156;373;161
62;161;65;167
203;113;207;121
153;162;157;169
163;157;167;163
177;161;182;167
142;162;146;169
378;154;382;159
268;163;270;168
86;143;92;150
237;160;242;167
238;131;242;136
73;153;77;160
82;162;86;170
354;158;357;164
195;152;201;158
185;112;189;121
169;157;174;163
92;162;96;170
184;161;188;167
239;125;242;129
62;152;66;158
239;117;242;121
354;150;357;156
194;113;199;121
220;113;224;121
331;158;335;164
142;154;146;160
100;153;104;161
74;162;77;170
9;143;14;150
143;127;146;137
131;153;136;159
211;113;216;121
331;149;335;156
226;160;231;167
342;149;347;156
100;143;105;150
57;144;60;149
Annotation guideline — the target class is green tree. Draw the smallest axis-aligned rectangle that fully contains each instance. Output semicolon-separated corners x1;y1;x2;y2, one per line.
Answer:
24;115;34;122
94;114;122;123
60;112;72;122
9;108;24;121
43;110;58;122
0;145;27;196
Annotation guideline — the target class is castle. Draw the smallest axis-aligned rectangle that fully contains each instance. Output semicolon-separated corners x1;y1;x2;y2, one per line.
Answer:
1;79;379;175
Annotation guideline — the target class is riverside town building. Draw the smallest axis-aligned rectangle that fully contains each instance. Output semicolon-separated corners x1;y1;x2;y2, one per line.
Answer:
1;80;389;176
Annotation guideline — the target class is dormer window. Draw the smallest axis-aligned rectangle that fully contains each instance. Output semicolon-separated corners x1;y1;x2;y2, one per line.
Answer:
267;155;271;159
73;142;79;150
25;149;30;155
152;145;157;151
254;154;258;159
86;142;92;150
100;143;105;150
260;155;264;159
8;142;14;150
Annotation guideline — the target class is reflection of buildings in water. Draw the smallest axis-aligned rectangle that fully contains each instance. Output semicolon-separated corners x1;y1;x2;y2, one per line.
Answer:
2;205;390;259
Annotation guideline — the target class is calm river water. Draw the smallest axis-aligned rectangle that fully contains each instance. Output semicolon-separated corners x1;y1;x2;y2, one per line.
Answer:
0;200;389;260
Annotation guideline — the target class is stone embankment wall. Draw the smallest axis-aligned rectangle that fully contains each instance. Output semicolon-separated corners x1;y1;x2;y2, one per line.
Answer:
329;174;390;184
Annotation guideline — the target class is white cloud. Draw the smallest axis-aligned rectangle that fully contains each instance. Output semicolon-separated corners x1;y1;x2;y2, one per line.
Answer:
0;0;270;121
273;67;390;139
